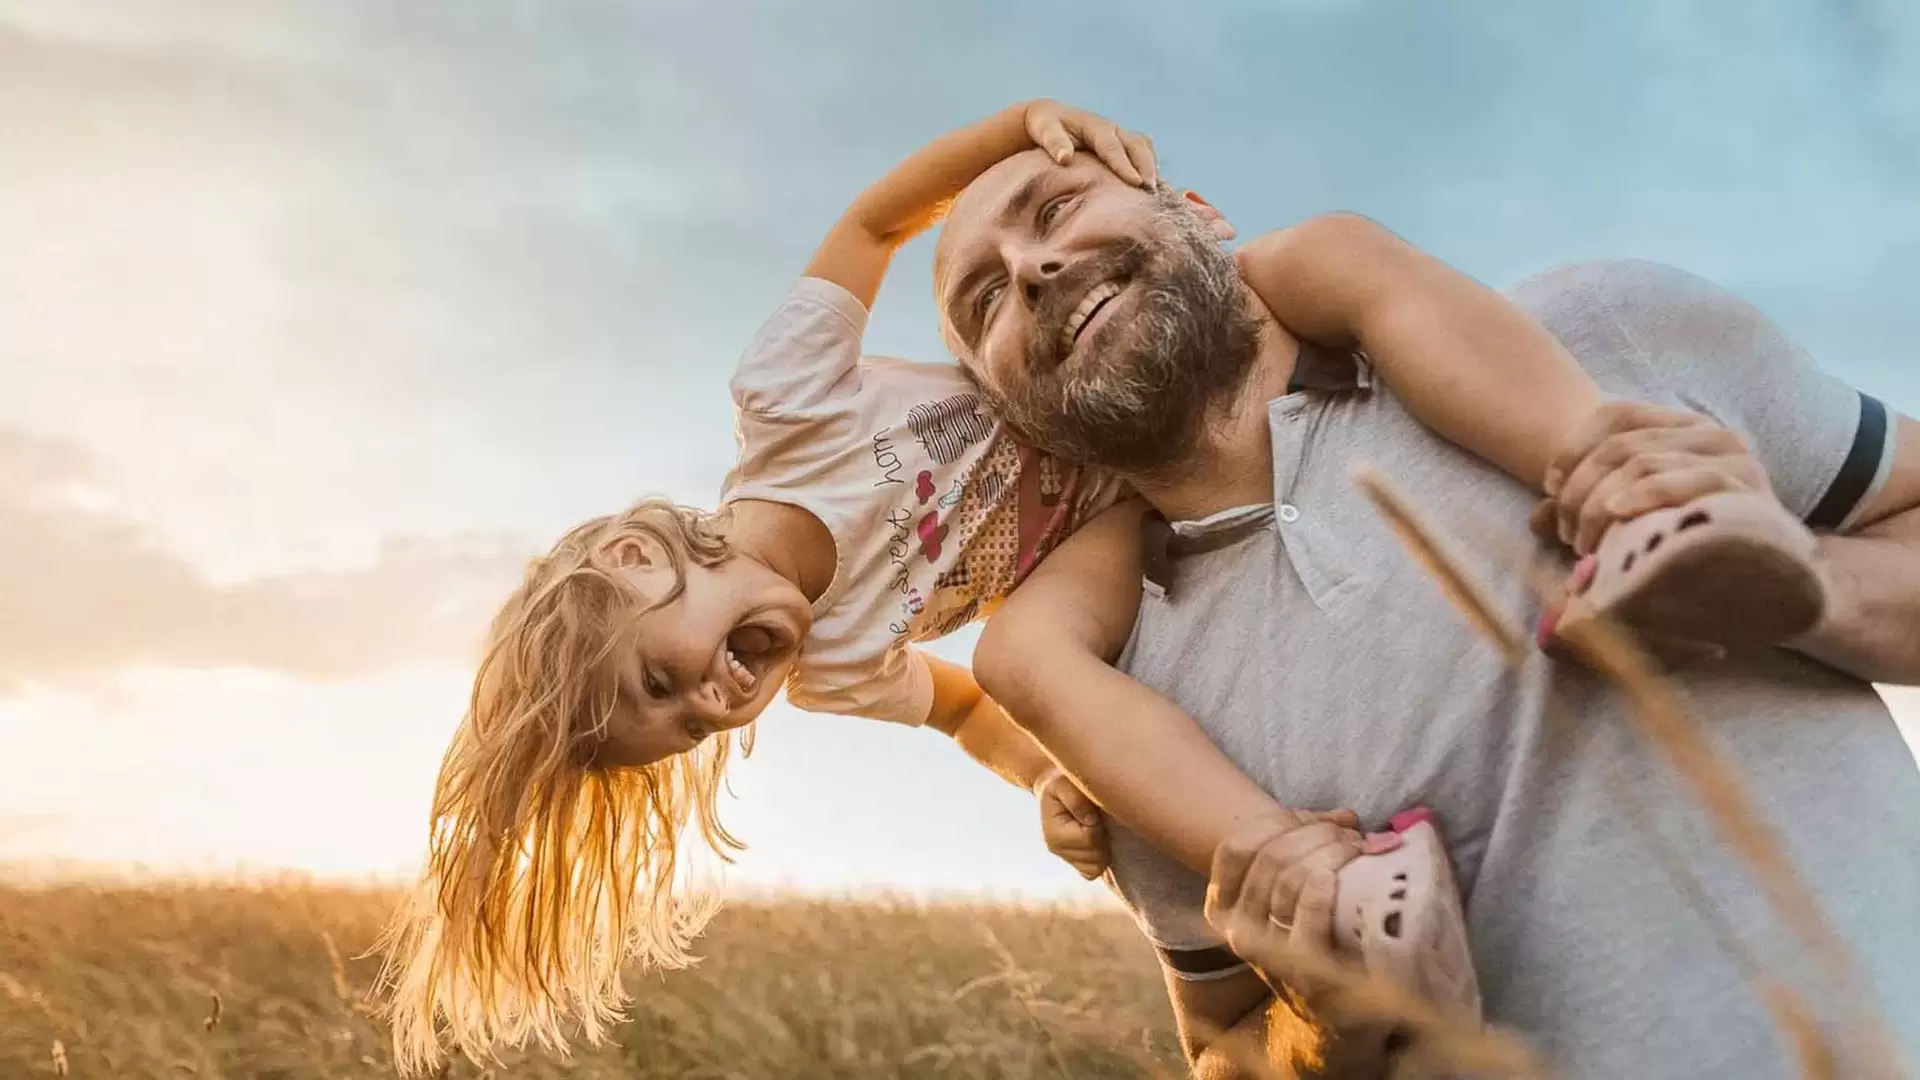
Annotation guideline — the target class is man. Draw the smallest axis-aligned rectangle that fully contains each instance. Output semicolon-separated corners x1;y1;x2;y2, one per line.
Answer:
934;148;1920;1078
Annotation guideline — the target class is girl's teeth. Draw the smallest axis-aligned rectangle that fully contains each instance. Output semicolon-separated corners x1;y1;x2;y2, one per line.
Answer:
727;648;756;691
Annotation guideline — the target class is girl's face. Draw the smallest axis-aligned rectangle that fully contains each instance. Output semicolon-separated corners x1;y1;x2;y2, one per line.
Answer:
592;534;811;767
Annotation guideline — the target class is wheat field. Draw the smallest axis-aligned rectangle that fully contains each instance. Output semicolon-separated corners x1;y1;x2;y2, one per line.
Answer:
0;879;1186;1080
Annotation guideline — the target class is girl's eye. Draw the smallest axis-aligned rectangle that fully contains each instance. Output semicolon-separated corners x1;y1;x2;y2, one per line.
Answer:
643;670;669;698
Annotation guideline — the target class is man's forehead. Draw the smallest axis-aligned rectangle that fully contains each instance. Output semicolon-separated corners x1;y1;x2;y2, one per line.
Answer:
950;149;1053;226
935;149;1054;285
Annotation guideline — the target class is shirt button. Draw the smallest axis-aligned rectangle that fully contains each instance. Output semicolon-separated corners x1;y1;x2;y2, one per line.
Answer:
1278;503;1301;523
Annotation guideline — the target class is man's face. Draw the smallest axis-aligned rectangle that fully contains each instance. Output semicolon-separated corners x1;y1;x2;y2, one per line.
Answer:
935;150;1263;473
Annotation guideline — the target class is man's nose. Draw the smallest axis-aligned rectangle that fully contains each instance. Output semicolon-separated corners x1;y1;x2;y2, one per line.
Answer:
1011;249;1067;306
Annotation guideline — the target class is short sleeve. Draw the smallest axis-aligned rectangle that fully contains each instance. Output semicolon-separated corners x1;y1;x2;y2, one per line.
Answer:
1556;260;1895;531
730;277;871;416
785;642;934;727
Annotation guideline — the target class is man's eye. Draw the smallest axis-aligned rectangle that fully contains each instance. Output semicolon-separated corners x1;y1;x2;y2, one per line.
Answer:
976;281;1004;317
1039;195;1072;230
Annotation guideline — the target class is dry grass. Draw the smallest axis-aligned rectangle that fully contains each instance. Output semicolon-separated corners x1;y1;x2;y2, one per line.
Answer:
0;881;1187;1080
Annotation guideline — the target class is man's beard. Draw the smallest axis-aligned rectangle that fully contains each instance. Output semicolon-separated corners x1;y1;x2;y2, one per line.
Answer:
983;192;1265;477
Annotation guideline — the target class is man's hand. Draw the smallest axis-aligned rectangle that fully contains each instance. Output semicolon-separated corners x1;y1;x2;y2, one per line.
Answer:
1202;813;1375;990
1203;816;1425;1080
1035;768;1110;880
1021;100;1157;187
1209;860;1344;1003
1535;400;1776;555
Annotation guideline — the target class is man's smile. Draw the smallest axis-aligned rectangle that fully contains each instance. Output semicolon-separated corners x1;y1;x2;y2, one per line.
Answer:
1060;279;1128;363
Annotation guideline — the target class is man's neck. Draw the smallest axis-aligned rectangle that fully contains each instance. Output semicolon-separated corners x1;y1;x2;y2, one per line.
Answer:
1127;302;1300;522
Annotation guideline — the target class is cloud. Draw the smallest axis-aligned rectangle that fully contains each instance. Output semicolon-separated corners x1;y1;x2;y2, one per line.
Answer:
0;8;762;569
0;429;525;688
0;0;1913;894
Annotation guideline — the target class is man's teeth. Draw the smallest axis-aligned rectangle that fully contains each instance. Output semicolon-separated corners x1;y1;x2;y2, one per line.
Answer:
1063;281;1123;350
726;647;756;692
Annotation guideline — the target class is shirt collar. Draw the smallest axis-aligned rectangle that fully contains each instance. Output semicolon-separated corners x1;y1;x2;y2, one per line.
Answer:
1139;343;1370;598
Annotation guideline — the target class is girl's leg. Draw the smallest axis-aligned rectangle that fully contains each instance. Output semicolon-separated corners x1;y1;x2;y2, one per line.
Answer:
1539;491;1826;663
1243;222;1828;664
1334;809;1483;1022
981;505;1485;1013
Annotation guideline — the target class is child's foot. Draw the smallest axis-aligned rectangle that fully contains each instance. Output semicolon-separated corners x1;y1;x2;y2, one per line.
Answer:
1536;490;1826;664
1332;808;1482;1022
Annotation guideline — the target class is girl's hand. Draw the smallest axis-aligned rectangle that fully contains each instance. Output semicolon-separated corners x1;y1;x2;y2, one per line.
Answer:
1035;767;1111;880
1535;399;1773;555
1023;100;1157;188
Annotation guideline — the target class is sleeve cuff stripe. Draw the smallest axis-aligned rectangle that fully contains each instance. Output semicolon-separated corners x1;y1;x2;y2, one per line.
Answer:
1807;392;1890;531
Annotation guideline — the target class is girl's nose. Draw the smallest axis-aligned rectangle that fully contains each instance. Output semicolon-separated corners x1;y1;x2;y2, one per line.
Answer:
686;680;729;722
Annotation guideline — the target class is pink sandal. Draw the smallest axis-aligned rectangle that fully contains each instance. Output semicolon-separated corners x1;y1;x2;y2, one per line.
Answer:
1333;808;1482;1021
1537;491;1827;663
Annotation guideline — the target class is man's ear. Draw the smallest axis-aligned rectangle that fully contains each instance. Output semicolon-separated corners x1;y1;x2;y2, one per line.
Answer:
1182;190;1237;242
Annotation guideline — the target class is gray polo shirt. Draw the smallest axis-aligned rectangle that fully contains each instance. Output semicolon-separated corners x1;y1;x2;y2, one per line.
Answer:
1106;259;1915;1078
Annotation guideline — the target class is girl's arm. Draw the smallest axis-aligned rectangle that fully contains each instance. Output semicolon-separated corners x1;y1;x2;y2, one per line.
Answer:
813;99;1150;783
923;653;1055;790
974;500;1306;878
926;654;1111;880
1234;213;1605;491
805;101;1155;312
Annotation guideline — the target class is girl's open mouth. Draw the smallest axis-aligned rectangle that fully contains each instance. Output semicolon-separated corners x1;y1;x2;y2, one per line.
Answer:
719;620;791;703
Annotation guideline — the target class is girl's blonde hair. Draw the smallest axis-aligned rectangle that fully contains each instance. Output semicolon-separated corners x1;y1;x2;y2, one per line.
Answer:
375;497;752;1073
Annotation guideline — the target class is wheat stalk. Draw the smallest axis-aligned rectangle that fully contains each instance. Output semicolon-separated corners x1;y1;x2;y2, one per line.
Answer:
1185;954;1550;1080
1353;465;1911;1080
1553;613;1908;1080
321;930;355;1008
1353;467;1528;666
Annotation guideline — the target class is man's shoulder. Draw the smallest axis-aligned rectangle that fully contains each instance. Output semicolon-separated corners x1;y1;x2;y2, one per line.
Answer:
1500;257;1707;315
1499;257;1743;371
1494;258;1732;397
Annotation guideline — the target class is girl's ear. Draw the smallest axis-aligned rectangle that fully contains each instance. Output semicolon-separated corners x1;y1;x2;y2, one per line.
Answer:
606;533;669;571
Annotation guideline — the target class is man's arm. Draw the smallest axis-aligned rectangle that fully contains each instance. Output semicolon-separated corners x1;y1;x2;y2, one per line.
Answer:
1176;977;1395;1080
1529;258;1920;686
1172;819;1399;1080
1542;402;1920;684
1519;260;1920;684
1168;968;1303;1079
1795;412;1920;683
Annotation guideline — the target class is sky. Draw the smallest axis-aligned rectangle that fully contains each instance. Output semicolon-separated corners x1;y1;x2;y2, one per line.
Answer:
1;0;1916;899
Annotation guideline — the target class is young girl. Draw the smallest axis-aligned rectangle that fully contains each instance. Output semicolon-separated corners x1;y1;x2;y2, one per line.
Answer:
377;100;1829;1069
